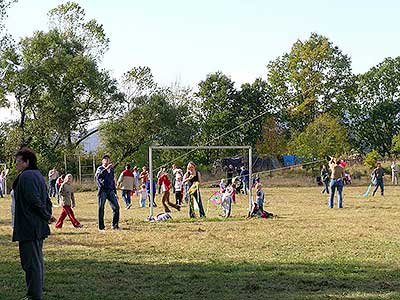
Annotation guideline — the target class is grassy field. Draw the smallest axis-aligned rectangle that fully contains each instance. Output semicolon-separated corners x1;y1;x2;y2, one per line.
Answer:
1;185;400;300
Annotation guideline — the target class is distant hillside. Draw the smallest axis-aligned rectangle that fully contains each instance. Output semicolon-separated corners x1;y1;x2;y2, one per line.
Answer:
81;130;100;153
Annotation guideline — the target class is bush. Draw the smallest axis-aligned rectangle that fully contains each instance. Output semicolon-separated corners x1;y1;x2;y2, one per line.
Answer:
364;150;381;170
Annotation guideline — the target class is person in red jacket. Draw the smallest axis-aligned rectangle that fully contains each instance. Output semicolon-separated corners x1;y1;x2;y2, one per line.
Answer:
158;171;180;213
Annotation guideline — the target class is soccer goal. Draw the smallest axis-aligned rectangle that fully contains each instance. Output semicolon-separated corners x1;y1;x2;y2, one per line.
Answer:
148;145;253;217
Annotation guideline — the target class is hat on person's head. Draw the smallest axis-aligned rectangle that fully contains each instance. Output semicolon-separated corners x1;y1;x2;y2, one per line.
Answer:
102;155;110;160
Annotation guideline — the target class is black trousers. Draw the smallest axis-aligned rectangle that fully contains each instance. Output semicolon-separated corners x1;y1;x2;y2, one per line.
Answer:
19;239;44;300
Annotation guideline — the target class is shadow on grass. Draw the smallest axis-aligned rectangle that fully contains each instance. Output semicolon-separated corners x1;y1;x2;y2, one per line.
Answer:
1;258;399;300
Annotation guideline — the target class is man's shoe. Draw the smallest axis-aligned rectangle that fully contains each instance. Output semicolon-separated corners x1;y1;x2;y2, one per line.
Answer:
98;229;106;234
111;226;122;230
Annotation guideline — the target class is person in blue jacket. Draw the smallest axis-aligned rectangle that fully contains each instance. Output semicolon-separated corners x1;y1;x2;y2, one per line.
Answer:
95;155;120;232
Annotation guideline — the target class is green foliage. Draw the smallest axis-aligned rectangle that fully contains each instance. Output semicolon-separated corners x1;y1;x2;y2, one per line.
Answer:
392;133;400;156
256;116;288;156
364;150;381;170
196;73;273;163
100;92;197;168
267;33;354;134
348;57;400;156
0;2;121;169
289;114;350;159
0;0;16;51
48;1;109;61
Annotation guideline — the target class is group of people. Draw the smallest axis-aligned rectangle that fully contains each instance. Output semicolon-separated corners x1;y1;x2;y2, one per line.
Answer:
10;147;400;300
320;157;397;208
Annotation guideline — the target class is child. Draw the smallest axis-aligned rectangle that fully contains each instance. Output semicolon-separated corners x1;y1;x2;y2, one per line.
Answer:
55;174;65;206
175;173;183;206
146;212;172;222
158;171;180;213
256;183;264;212
146;178;157;207
55;174;83;229
139;184;147;208
221;184;234;217
219;179;226;193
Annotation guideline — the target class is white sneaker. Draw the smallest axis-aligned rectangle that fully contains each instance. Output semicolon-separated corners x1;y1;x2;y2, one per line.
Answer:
98;229;106;234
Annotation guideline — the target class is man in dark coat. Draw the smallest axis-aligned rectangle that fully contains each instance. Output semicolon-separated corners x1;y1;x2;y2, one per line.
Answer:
12;148;56;300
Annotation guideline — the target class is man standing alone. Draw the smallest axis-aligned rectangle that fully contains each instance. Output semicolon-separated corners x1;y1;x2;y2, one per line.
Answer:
13;148;56;300
95;155;120;232
372;162;385;196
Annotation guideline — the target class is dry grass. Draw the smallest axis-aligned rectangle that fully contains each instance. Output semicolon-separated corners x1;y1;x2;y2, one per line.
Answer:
1;185;400;299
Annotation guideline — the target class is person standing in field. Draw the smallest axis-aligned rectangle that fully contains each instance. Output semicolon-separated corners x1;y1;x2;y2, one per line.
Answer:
174;172;184;206
184;161;206;218
95;155;120;232
391;160;398;185
139;184;147;208
48;167;59;198
55;174;83;229
239;166;250;195
140;166;149;186
328;157;344;208
372;162;385;196
117;164;135;209
12;147;56;300
0;170;5;198
226;164;234;185
255;183;265;212
320;165;330;194
132;166;140;196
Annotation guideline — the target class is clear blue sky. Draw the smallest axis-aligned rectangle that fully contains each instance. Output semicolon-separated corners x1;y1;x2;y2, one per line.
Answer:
1;0;400;120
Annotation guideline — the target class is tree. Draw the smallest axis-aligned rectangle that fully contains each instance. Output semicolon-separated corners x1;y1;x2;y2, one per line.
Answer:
196;72;238;146
0;2;122;172
0;0;16;50
267;33;354;133
238;78;274;148
364;150;381;170
48;1;109;61
289;114;350;160
0;29;122;149
392;133;400;157
120;66;157;111
347;57;400;156
100;92;197;167
256;116;288;156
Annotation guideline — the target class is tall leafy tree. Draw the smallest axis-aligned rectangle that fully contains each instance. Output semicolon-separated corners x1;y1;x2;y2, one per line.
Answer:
101;92;196;167
196;72;238;145
48;1;109;61
348;57;400;156
267;33;354;133
0;0;16;50
0;1;122;166
289;114;350;159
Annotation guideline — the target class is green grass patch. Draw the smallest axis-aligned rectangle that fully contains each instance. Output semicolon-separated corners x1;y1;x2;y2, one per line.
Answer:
1;186;400;299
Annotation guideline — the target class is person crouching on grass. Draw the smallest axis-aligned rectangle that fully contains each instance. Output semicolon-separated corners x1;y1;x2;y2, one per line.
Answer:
55;174;83;229
158;171;181;213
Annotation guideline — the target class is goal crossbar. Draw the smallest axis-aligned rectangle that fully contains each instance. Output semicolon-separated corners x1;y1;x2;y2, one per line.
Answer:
148;146;253;217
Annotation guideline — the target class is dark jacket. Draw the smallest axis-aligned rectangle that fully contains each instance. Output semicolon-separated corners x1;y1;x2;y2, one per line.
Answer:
12;169;52;242
95;166;116;193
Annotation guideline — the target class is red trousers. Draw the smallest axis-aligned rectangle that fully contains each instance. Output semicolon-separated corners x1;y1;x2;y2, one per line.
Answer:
55;205;81;228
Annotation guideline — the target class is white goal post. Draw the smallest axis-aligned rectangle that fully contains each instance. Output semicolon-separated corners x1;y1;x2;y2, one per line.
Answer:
148;146;252;217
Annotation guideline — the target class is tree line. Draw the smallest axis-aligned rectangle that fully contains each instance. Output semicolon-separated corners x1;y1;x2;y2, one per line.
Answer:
1;2;400;173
